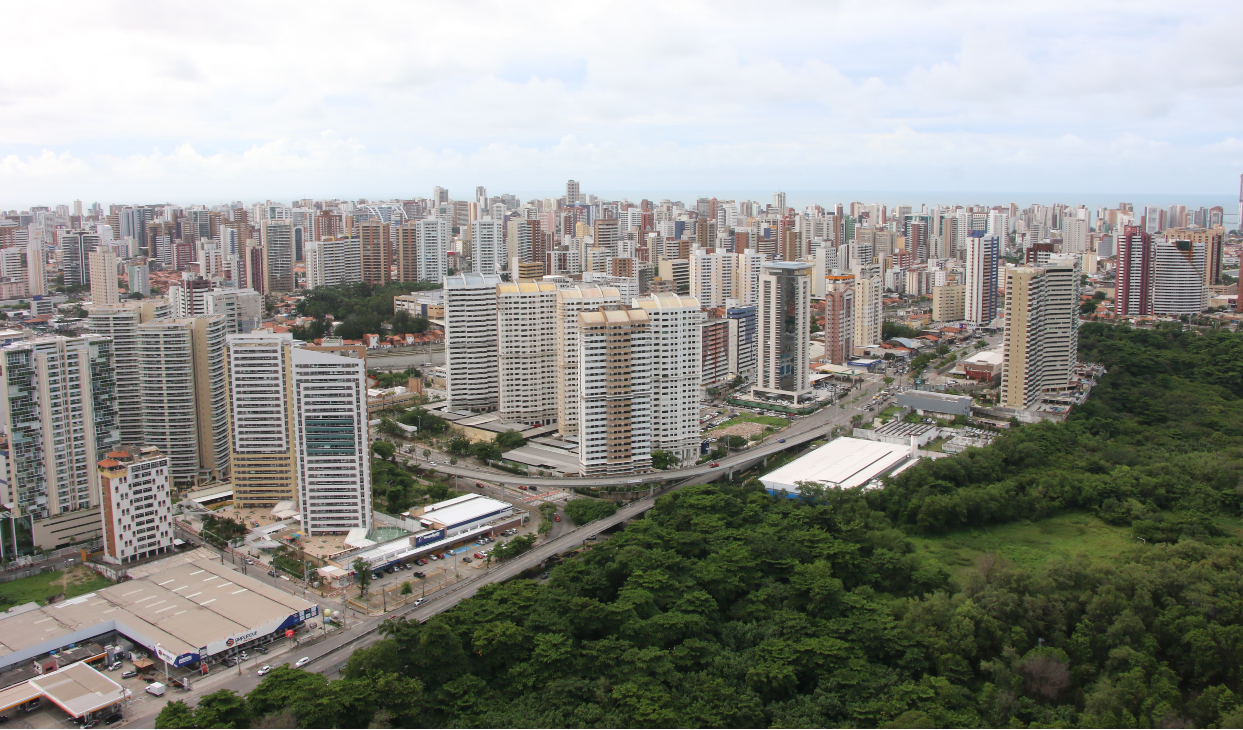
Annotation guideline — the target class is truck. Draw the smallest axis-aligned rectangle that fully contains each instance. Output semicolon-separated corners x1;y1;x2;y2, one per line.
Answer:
146;682;166;697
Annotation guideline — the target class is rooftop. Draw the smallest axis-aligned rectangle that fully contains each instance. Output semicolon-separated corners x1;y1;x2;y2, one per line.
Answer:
760;437;913;493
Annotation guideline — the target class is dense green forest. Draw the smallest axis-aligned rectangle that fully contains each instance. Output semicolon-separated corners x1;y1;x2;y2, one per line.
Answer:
291;281;438;341
158;323;1243;729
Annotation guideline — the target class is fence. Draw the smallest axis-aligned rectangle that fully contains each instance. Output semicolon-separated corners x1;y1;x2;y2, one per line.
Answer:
0;541;104;584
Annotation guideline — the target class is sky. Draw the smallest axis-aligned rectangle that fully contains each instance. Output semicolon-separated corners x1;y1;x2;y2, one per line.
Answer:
1;0;1241;207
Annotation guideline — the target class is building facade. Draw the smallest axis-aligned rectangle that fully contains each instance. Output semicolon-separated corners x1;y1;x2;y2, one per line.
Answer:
305;237;362;289
444;273;503;412
497;281;559;425
576;308;652;476
754;261;813;402
824;274;855;365
965;233;1000;325
555;286;623;437
97;446;173;565
633;293;703;463
85;299;172;445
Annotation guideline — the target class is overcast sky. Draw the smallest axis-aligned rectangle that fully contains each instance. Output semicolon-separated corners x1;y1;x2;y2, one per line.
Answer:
1;0;1241;206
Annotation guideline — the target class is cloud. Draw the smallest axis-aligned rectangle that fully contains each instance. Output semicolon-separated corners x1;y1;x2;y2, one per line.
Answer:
0;0;1240;205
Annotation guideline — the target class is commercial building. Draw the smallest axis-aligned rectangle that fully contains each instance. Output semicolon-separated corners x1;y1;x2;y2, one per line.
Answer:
633;293;703;463
896;390;972;417
86;299;172;445
305;237;362;289
759;437;913;493
87;248;119;305
1000;256;1080;408
497;281;560;426
347;494;522;571
0;555;318;673
1153;238;1206;314
824;274;854;364
555;286;623;437
136;317;231;485
577;308;652;475
444;273;503;413
754;261;813;403
931;284;965;322
965;233;1000;325
292;347;371;534
97;446;173;565
0;335;118;520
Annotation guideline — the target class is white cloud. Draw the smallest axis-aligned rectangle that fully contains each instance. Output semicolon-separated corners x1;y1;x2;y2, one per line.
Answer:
0;0;1240;205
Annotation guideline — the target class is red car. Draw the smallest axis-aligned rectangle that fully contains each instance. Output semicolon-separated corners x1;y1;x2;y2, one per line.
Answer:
554;515;561;522
518;485;528;490
710;462;720;467
473;552;485;559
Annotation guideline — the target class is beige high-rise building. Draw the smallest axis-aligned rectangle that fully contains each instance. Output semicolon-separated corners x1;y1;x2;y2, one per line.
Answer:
137;316;231;484
576;308;652;476
86;298;173;444
555;286;623;437
852;263;882;352
1000;256;1080;409
395;222;418;282
497;281;559;425
932;284;966;322
262;221;295;293
633;293;703;463
227;332;298;508
88;248;120;304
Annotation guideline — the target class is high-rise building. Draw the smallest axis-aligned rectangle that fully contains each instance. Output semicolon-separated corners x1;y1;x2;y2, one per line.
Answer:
59;230;99;288
932;284;966;322
633;293;703;463
416;218;449;283
127;262;150;296
497;281;559;425
689;249;736;308
262;221;295;293
965;233;1000;325
471;218;504;276
444;273;503;412
137;316;231;485
592;218;621;259
576;308;651;476
88;248;119;305
357;221;391;286
0;335;119;519
395;223;418;283
824;274;855;364
227;332;298;509
1153;239;1206;314
305;237;362;289
1000;256;1079;409
735;249;764;306
754;261;813;403
1115;226;1154;316
1166;227;1224;287
292;347;371;534
852;263;882;351
566;180;581;205
97;445;173;565
86;299;172;445
726;304;758;383
555;286;624;437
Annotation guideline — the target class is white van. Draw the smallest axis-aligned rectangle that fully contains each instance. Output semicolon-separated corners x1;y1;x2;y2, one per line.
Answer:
146;682;166;696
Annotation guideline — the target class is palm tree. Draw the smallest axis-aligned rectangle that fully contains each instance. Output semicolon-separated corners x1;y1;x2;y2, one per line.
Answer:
380;615;408;638
352;558;371;595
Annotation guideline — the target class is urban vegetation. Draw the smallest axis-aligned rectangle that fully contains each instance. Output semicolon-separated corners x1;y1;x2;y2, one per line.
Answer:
290;281;437;342
156;323;1243;728
562;498;617;525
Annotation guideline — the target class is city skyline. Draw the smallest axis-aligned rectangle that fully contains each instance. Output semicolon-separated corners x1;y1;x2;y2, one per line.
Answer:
2;0;1241;203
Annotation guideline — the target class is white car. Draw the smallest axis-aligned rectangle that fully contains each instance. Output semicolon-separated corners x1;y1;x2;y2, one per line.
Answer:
257;665;272;676
294;657;311;668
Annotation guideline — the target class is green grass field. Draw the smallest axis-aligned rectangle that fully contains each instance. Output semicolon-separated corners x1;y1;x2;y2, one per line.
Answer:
878;406;899;421
909;512;1143;579
710;414;789;432
0;566;113;611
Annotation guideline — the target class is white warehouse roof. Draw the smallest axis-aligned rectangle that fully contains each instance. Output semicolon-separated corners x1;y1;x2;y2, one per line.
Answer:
760;437;913;493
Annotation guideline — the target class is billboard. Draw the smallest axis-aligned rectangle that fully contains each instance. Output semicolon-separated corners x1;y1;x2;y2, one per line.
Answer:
414;528;445;548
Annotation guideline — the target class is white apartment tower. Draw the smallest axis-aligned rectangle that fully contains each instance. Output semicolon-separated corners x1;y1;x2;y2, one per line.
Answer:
85;299;173;444
444;273;503;412
98;446;173;565
471;218;505;276
0;335;119;519
1153;238;1206;315
965;234;1000;325
306;237;363;288
735;249;764;306
416;218;450;283
292;347;372;534
555;286;623;437
497;281;559;425
633;293;703;463
227;332;297;509
689;248;736;308
754;262;814;403
88;248;119;305
137;316;231;484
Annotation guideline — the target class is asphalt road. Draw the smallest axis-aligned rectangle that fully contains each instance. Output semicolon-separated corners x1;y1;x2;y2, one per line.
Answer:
123;376;888;727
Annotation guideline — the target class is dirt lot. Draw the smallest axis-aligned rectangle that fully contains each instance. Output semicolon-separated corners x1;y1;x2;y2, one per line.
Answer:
713;422;769;438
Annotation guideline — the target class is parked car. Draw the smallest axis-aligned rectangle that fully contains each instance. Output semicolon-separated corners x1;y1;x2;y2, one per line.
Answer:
107;662;121;671
257;665;272;676
474;552;485;559
267;570;278;577
429;555;439;561
239;651;249;660
371;572;382;581
462;557;472;563
120;670;137;679
554;515;561;522
294;657;311;668
412;571;425;578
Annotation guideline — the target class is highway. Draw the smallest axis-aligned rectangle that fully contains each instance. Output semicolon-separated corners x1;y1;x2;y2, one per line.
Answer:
123;375;888;727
